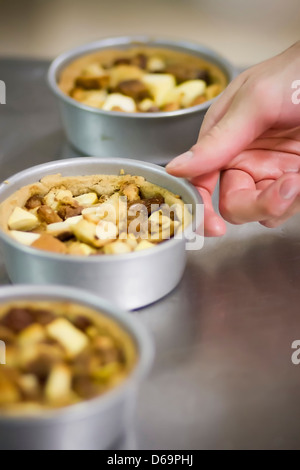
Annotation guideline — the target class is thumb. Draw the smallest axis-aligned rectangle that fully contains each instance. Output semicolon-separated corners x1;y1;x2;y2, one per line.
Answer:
166;87;273;178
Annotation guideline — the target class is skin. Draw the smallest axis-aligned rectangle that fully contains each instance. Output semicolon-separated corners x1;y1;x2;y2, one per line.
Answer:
166;41;300;236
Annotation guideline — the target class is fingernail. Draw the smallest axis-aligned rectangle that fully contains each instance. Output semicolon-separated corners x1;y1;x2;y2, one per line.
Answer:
279;179;298;200
166;151;194;170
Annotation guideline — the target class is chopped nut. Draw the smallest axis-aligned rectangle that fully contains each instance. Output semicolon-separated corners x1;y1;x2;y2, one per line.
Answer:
72;375;100;399
165;64;210;84
128;195;164;215
1;307;35;334
31;233;67;254
75;75;109;90
191;95;206;106
121;183;140;202
37;205;62;225
33;309;56;326
25;195;44;210
205;84;222;100
72;316;93;332
131;53;148;70
0;370;21;405
57;201;83;220
116;80;149;100
162;102;181;112
0;325;16;344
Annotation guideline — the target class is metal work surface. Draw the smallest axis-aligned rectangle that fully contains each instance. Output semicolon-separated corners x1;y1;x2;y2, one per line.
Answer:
1;58;300;450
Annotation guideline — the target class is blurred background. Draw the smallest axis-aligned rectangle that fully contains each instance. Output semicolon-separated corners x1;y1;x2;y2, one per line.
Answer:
0;0;299;67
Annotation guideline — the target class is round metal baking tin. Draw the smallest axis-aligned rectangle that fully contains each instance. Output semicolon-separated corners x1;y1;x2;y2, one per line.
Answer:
0;157;202;310
48;35;237;164
0;284;154;450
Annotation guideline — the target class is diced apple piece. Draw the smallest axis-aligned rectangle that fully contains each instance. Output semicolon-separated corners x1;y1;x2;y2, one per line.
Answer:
102;93;136;112
67;242;96;256
46;318;89;358
166;80;206;108
19;343;63;370
0;370;21;404
147;56;166;73
47;216;83;235
10;230;40;246
173;220;182;235
96;220;118;241
82;63;105;76
138;98;156;112
149;210;174;241
82;206;102;215
109;65;145;88
8;208;39;232
47;221;71;233
104;241;132;255
74;192;98;206
18;374;40;398
142;74;176;106
79;90;108;108
135;240;156;252
149;210;172;230
65;215;83;225
72;219;101;247
124;233;138;249
44;189;74;210
18;323;46;347
45;364;72;403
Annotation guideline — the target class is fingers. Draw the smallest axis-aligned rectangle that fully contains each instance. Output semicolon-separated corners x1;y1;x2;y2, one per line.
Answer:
199;71;249;136
219;170;300;224
197;187;227;237
166;80;274;179
260;194;300;228
223;148;300;181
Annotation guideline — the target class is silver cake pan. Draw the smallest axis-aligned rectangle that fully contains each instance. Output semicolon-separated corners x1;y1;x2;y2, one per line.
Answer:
48;35;236;164
0;285;153;450
0;157;202;310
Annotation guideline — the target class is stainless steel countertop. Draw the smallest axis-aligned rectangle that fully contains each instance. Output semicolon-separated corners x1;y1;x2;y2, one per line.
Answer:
1;58;300;450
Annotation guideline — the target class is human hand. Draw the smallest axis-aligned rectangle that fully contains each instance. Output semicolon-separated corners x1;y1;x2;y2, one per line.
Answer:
166;42;300;236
